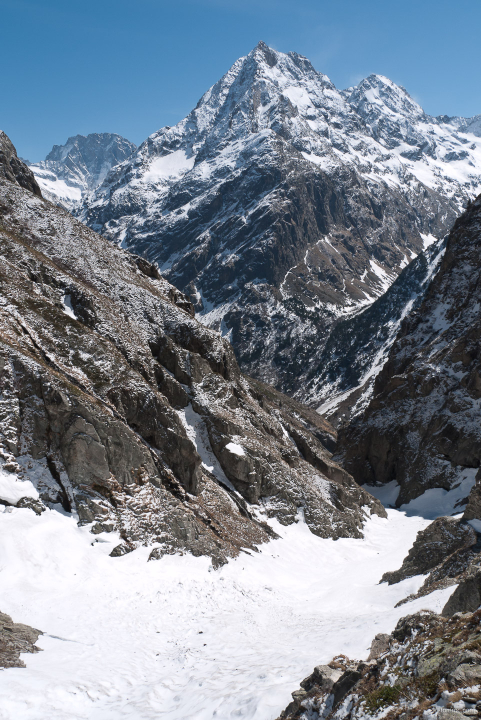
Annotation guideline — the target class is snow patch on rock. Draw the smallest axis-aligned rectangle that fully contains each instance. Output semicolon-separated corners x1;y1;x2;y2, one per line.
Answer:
61;294;77;320
143;151;195;183
225;441;245;457
0;467;39;505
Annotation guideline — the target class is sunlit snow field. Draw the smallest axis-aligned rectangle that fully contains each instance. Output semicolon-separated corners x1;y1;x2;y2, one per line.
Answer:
0;506;453;720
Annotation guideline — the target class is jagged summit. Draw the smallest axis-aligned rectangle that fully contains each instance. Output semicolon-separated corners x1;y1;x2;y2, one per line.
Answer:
45;132;132;165
30;132;136;209
344;73;424;120
77;43;481;406
252;39;277;60
136;39;339;160
457;113;481;136
250;40;322;78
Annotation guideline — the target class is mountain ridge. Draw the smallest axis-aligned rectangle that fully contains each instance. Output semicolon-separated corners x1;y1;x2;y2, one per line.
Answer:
77;41;481;406
29;132;136;208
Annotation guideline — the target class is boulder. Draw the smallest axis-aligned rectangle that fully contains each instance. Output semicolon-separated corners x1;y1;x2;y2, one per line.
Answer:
300;664;342;692
332;669;362;707
0;611;43;668
443;569;481;616
382;518;477;585
367;633;391;660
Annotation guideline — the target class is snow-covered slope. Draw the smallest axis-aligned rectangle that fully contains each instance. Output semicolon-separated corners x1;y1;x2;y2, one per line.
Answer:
344;74;481;201
80;42;481;402
339;193;481;507
0;129;422;720
0;133;464;720
0;504;453;719
30;133;136;209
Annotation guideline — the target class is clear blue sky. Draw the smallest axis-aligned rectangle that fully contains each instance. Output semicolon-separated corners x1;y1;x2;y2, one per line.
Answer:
2;0;480;162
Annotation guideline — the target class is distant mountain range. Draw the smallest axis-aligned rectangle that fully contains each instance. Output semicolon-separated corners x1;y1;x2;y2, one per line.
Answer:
29;42;481;417
29;133;136;208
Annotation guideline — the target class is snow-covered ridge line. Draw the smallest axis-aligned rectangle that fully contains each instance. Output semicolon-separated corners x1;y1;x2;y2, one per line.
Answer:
78;41;480;404
29;132;136;209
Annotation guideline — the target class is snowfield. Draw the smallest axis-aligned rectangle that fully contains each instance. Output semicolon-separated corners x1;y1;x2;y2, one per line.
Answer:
0;506;453;720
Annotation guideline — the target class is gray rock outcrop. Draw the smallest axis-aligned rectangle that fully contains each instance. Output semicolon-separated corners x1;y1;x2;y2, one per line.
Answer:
0;612;43;668
442;567;481;616
382;517;477;585
0;131;42;197
276;609;481;720
367;632;391;660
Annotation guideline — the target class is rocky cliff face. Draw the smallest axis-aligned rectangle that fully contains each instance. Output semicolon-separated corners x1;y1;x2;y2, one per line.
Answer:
338;194;481;507
79;42;481;403
0;612;43;669
0;133;384;567
0;131;42;198
304;236;446;425
29;133;136;209
382;517;477;588
377;515;481;612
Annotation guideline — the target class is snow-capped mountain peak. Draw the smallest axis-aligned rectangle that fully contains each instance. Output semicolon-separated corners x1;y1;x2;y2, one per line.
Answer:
132;40;350;164
79;42;481;406
345;73;425;122
30;132;136;209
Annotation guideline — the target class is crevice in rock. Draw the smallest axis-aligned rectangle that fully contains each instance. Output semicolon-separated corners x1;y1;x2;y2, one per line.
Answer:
46;455;71;512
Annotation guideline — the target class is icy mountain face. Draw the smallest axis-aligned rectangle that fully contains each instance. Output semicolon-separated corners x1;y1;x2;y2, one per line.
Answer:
80;42;481;400
344;74;481;197
29;133;136;209
338;193;481;507
454;114;481;137
0;133;385;565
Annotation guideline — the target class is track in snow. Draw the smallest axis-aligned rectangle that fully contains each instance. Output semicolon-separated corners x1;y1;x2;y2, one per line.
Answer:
0;507;453;720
